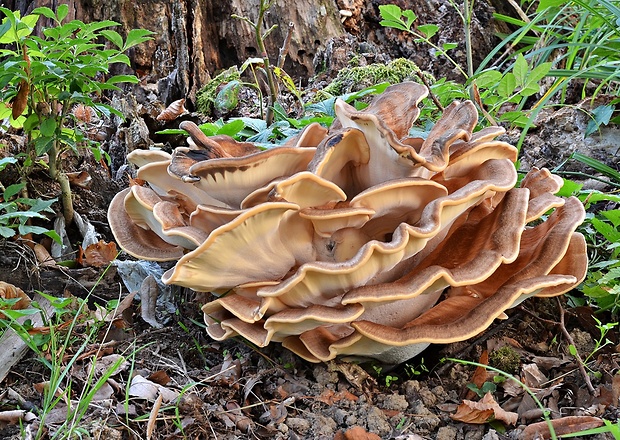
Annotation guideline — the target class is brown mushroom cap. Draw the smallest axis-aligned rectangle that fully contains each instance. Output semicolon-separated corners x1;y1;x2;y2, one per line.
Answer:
108;188;185;261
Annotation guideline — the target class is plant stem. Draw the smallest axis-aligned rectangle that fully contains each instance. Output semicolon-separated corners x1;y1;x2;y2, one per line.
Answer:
48;141;74;224
255;0;278;125
278;22;294;69
463;0;474;79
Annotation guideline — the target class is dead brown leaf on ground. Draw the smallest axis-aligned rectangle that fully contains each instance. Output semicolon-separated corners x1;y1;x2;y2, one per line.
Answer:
521;415;605;440
452;391;518;425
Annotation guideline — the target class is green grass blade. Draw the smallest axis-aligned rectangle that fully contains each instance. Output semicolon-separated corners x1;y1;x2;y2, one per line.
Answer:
571;152;620;183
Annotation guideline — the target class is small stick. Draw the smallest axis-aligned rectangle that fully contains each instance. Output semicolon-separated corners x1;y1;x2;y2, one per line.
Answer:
556;298;596;394
278;22;294;69
521;301;596;394
415;71;443;111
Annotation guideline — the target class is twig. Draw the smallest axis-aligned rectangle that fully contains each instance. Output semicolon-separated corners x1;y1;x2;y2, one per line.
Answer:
520;301;596;394
506;0;531;24
415;71;443;111
556;298;596;394
277;22;294;69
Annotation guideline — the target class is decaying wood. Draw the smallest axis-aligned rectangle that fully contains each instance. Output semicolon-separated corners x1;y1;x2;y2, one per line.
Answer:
7;0;344;104
0;293;54;383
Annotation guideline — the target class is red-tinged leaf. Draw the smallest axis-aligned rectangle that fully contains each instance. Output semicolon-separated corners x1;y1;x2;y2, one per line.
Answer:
335;426;382;440
147;370;171;386
465;350;490;399
83;240;118;267
11;79;29;120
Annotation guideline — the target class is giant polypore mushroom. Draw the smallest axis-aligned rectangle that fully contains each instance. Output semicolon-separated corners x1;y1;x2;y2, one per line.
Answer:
109;82;587;364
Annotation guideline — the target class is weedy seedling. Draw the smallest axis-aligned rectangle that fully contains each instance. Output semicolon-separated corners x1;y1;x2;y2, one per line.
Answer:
0;6;153;224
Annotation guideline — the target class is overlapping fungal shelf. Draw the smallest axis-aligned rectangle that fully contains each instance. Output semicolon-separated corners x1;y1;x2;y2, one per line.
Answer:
109;82;587;364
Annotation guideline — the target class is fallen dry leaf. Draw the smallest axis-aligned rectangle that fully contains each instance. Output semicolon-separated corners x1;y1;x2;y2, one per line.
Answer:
451;392;518;425
465;350;490;400
11;79;29;120
521;416;604;440
334;426;382;440
0;409;36;424
129;375;179;402
317;388;359;405
147;370;171;386
72;104;95;123
157;98;187;121
218;401;253;433
82;240;118;268
521;363;548;389
34;244;57;267
0;281;30;313
260;400;288;425
139;275;162;329
146;393;163;440
66;170;92;189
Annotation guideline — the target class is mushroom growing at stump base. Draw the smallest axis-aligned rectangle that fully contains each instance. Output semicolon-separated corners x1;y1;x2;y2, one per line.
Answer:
109;82;587;364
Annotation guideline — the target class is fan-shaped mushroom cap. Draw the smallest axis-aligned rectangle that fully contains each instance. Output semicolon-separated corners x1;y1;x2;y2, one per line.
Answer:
127;149;171;167
189;147;316;208
179;120;259;158
241;171;347;209
108;188;185;261
162;202;315;290
109;81;587;364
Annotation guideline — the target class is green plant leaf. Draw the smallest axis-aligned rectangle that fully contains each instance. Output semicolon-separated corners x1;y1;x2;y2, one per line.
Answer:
474;70;503;88
585;105;614;137
0;156;17;172
418;24;439;39
215;80;241;113
0;20;12;41
591;218;620;243
57;4;69;22
99;29;123;49
0;225;15;238
602;210;620;228
599;267;620;285
45;230;62;244
499;110;530;127
557;178;583;197
3;183;24;200
82;20;119;33
106;74;139;84
0;211;47;222
568;344;578;356
537;0;565;12
39;118;57;137
18;224;51;236
526;62;552;84
31;7;56;20
498;72;516;98
379;5;404;23
442;42;458;51
513;54;528;87
571;152;620;182
124;28;155;50
216;118;245;137
402;9;417;26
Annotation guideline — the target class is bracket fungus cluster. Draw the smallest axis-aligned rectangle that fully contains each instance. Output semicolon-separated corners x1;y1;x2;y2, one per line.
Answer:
109;82;587;364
